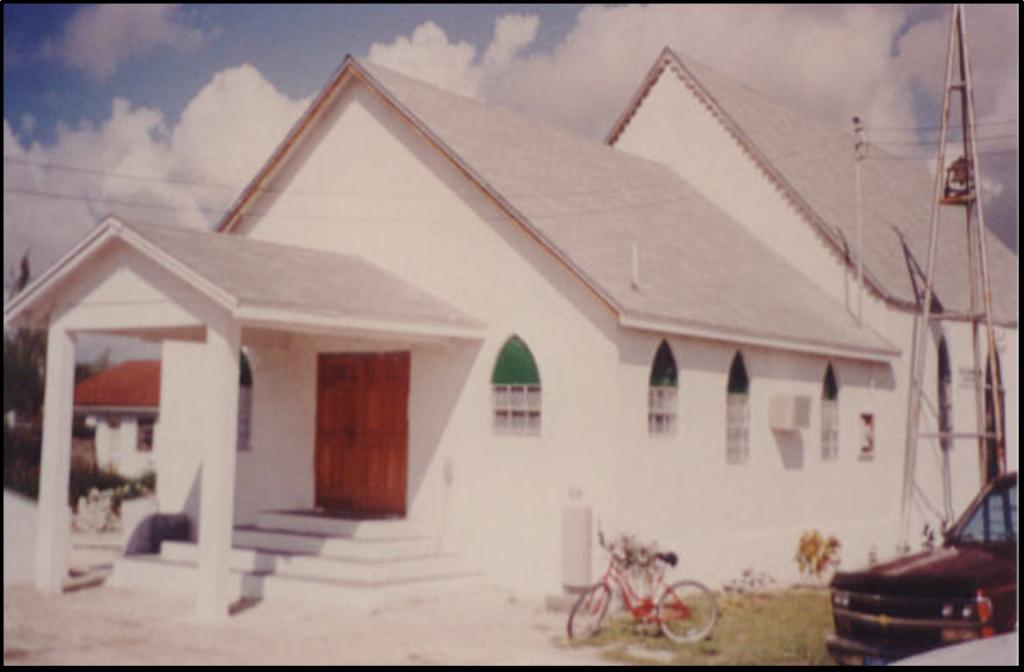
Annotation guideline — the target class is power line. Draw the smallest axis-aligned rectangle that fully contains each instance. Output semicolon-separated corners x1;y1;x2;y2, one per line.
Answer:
2;185;225;217
1;182;711;224
867;117;1017;133
2;155;688;202
869;133;1018;148
866;148;1018;161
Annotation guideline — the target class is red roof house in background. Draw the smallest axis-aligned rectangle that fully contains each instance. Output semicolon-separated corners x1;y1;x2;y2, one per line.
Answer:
74;360;161;411
74;361;161;478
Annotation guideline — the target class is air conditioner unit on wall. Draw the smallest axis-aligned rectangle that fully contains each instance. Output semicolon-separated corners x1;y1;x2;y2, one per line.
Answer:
769;394;812;431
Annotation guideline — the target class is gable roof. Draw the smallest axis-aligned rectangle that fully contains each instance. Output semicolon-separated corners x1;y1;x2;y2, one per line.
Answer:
608;48;1018;324
4;218;483;340
75;360;161;410
216;56;898;361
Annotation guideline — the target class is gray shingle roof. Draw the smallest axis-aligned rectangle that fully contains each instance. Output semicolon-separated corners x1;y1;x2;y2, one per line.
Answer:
361;62;898;357
126;221;481;330
651;50;1017;324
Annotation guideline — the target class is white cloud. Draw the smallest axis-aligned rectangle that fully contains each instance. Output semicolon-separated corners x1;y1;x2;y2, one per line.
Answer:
366;14;541;100
365;6;1015;246
362;6;1012;150
43;4;208;80
483;14;540;71
367;21;482;98
3;65;306;283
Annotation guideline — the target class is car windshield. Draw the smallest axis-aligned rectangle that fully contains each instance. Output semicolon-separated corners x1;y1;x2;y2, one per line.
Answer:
952;481;1017;545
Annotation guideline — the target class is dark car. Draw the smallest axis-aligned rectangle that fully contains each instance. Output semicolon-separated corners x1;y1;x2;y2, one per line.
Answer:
827;472;1017;665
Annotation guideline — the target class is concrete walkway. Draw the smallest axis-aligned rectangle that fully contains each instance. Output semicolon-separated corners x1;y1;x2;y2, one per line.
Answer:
4;581;613;666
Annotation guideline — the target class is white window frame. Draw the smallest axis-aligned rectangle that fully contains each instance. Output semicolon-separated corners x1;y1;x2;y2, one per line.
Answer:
858;413;875;460
493;384;541;435
648;386;678;436
726;392;749;463
136;417;155;453
237;384;253;451
821;399;839;461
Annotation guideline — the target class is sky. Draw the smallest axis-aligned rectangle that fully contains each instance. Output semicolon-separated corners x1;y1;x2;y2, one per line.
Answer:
2;4;1019;358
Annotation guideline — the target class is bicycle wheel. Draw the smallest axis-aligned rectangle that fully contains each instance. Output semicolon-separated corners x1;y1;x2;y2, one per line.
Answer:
657;580;717;643
567;583;612;641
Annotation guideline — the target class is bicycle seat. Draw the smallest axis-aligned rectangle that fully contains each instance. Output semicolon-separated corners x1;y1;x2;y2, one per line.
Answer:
656;551;678;567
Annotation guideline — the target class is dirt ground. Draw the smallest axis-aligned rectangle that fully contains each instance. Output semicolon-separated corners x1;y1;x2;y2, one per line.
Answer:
4;542;614;666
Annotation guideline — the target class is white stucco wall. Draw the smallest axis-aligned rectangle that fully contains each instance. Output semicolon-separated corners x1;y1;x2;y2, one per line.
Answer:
211;78;620;592
610;66;1018;577
612;67;890;330
91;415;156;479
604;331;905;585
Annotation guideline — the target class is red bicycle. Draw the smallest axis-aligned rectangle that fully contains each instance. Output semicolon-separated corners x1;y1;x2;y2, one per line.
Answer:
567;532;718;644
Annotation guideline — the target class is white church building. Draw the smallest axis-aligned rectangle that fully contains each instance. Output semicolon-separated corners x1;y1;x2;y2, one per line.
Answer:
4;48;1017;618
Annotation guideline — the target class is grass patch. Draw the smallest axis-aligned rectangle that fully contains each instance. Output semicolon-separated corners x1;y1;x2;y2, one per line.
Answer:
568;588;836;666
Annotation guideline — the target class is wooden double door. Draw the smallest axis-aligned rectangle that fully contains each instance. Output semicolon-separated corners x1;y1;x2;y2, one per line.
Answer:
315;352;409;517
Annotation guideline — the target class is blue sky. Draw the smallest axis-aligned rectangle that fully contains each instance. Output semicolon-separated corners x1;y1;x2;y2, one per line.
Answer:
2;5;1018;360
4;5;583;146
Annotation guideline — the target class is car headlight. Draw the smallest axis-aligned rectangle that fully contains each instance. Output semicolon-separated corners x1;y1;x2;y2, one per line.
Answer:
832;591;851;608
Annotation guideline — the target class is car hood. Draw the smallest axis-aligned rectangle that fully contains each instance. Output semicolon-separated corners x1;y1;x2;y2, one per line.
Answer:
831;544;1017;597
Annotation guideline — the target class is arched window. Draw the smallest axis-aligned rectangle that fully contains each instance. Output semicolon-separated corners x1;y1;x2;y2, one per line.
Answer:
492;336;541;434
984;349;1005;481
649;340;678;435
237;349;253;451
937;338;952;455
821;364;839;461
726;352;750;463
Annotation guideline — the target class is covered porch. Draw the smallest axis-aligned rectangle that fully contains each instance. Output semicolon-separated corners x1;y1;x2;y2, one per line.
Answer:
3;217;483;618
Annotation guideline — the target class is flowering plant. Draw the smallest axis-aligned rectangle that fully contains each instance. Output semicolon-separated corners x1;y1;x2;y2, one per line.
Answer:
795;529;841;579
607;533;662;596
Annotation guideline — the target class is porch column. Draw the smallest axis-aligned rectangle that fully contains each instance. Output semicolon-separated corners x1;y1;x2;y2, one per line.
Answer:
195;315;241;619
34;325;76;593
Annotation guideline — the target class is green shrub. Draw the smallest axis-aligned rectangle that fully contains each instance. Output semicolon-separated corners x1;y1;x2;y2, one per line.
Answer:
4;427;154;511
4;427;41;499
70;468;155;512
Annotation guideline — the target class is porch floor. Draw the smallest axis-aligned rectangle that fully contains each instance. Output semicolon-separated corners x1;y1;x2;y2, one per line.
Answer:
267;508;405;521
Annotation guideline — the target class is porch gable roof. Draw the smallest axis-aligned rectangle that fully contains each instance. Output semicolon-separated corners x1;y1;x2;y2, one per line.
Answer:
3;218;484;340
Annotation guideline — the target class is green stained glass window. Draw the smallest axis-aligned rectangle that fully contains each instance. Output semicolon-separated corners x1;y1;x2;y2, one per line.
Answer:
492;336;541;385
492;336;541;435
650;340;678;388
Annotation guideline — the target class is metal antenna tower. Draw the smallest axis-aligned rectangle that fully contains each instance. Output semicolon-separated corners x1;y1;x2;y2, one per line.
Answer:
899;3;1006;548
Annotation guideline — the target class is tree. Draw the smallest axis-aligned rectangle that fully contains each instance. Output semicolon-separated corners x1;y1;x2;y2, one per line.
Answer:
3;328;47;420
3;251;46;421
4;251;47;499
75;348;113;384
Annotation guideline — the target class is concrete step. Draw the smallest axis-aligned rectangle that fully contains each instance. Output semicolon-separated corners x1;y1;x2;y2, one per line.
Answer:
110;555;483;610
160;541;468;584
255;511;424;540
232;527;439;561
